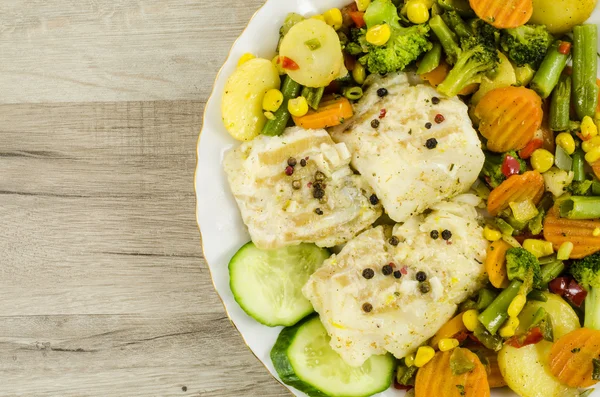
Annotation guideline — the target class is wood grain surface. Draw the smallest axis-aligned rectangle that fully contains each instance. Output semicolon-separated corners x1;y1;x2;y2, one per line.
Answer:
0;1;288;396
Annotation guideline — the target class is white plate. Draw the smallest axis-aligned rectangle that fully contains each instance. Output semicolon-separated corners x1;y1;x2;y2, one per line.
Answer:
197;2;600;396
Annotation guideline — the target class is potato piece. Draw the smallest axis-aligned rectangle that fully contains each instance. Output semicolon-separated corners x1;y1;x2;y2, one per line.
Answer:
221;58;280;141
279;19;344;88
498;342;579;397
516;292;580;339
530;0;597;35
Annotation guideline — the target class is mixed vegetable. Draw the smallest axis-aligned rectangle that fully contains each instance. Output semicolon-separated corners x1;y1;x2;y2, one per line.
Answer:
220;0;600;396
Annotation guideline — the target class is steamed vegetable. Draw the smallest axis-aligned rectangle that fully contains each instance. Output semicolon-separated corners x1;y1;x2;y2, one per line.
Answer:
222;58;281;141
478;280;522;335
468;0;533;29
262;75;302;136
572;24;599;120
530;0;597;34
549;328;600;387
292;96;354;129
481;151;526;188
279;19;345;87
560;196;600;220
544;207;600;259
471;52;516;105
530;40;571;99
485;240;512;288
549;74;571;131
486;171;545;216
570;252;600;329
500;24;554;69
505;247;542;289
516;292;581;339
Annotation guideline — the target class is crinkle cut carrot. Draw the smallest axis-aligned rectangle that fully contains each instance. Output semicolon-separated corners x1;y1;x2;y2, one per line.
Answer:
487;171;545;216
469;0;533;29
549;328;600;388
543;207;600;259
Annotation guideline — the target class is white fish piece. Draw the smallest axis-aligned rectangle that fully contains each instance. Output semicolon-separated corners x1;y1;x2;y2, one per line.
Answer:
331;72;485;223
223;127;382;249
303;194;488;367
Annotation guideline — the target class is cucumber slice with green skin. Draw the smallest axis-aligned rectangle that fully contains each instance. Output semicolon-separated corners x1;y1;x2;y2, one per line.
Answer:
229;242;329;327
271;315;395;397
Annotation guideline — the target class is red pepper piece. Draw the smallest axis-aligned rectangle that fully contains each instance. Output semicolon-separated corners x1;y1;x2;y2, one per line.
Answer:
280;56;299;70
549;276;571;297
501;154;522;178
348;11;366;28
519;139;544;159
564;279;588;307
506;327;544;348
558;41;572;55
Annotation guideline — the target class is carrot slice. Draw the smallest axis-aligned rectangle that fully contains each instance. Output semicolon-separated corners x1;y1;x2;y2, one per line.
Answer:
430;312;468;349
549;328;600;388
487;171;545;216
475;86;543;153
543;207;600;259
468;347;507;388
469;0;533;29
485;240;511;288
292;97;353;129
415;348;490;397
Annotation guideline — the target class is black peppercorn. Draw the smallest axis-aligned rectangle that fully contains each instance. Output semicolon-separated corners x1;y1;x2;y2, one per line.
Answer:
369;194;379;205
393;270;402;279
432;96;440;105
287;157;297;167
313;188;325;199
425;122;432;129
425;138;438;149
300;159;307;167
382;264;393;275
292;180;301;190
416;271;427;282
362;268;375;279
362;302;373;312
430;230;439;240
419;281;431;294
315;208;323;215
442;229;452;240
389;236;399;246
377;88;388;97
371;119;380;129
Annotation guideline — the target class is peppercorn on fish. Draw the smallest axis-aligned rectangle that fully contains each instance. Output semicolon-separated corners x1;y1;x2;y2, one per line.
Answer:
223;127;382;250
303;194;488;367
331;72;485;223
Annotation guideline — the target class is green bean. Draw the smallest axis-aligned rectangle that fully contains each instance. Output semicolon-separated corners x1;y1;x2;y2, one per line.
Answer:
477;288;498;311
262;76;302;136
494;218;514;236
559;196;600;219
478;280;523;335
301;86;325;110
530;40;571;99
592;181;600;196
343;86;364;101
541;260;565;287
441;12;471;39
429;15;460;65
527;290;549;302
436;0;475;17
417;43;442;75
473;326;504;351
572;24;599;120
572;149;586;182
549;74;571;131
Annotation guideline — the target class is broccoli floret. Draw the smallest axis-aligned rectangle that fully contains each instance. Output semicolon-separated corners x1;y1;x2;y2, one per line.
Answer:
351;0;433;75
470;18;501;48
437;35;499;97
567;180;593;195
506;247;542;291
500;25;554;69
481;151;526;188
570;252;600;329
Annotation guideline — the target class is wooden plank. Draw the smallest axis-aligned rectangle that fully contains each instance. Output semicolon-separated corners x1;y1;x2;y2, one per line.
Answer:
0;0;264;104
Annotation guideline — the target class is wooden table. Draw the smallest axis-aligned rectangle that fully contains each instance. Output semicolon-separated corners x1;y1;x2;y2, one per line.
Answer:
0;1;287;395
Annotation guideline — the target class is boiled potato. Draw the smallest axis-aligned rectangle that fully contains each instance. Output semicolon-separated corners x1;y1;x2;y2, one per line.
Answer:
530;0;597;35
221;58;280;141
472;52;517;105
516;292;580;339
498;342;579;397
279;19;344;88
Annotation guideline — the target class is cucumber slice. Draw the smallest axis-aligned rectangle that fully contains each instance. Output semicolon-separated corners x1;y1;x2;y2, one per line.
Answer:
271;316;395;397
229;242;329;327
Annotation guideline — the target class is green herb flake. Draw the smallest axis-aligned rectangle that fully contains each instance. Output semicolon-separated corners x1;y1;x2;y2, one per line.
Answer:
571;347;581;353
304;38;321;51
593;358;600;381
456;385;466;396
450;348;475;376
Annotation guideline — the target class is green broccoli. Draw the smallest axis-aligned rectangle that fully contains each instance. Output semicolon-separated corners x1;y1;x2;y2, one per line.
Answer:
567;180;593;196
469;18;501;48
569;252;600;329
481;151;526;188
351;0;433;75
500;25;554;69
506;247;542;291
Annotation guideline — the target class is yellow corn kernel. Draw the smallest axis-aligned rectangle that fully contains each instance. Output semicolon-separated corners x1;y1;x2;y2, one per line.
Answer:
415;346;436;367
530;149;555;173
288;96;309;117
585;147;600;164
405;353;415;367
272;55;285;75
508;294;526;318
555;132;576;155
438;338;460;352
557;241;574;260
406;0;430;24
581;136;600;153
581;116;598;139
499;317;520;338
355;0;371;11
264;111;276;121
352;62;366;85
366;24;392;46
262;89;284;112
311;14;326;22
324;8;343;30
594;228;600;237
237;53;255;66
483;225;502;242
462;310;480;332
523;239;554;258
